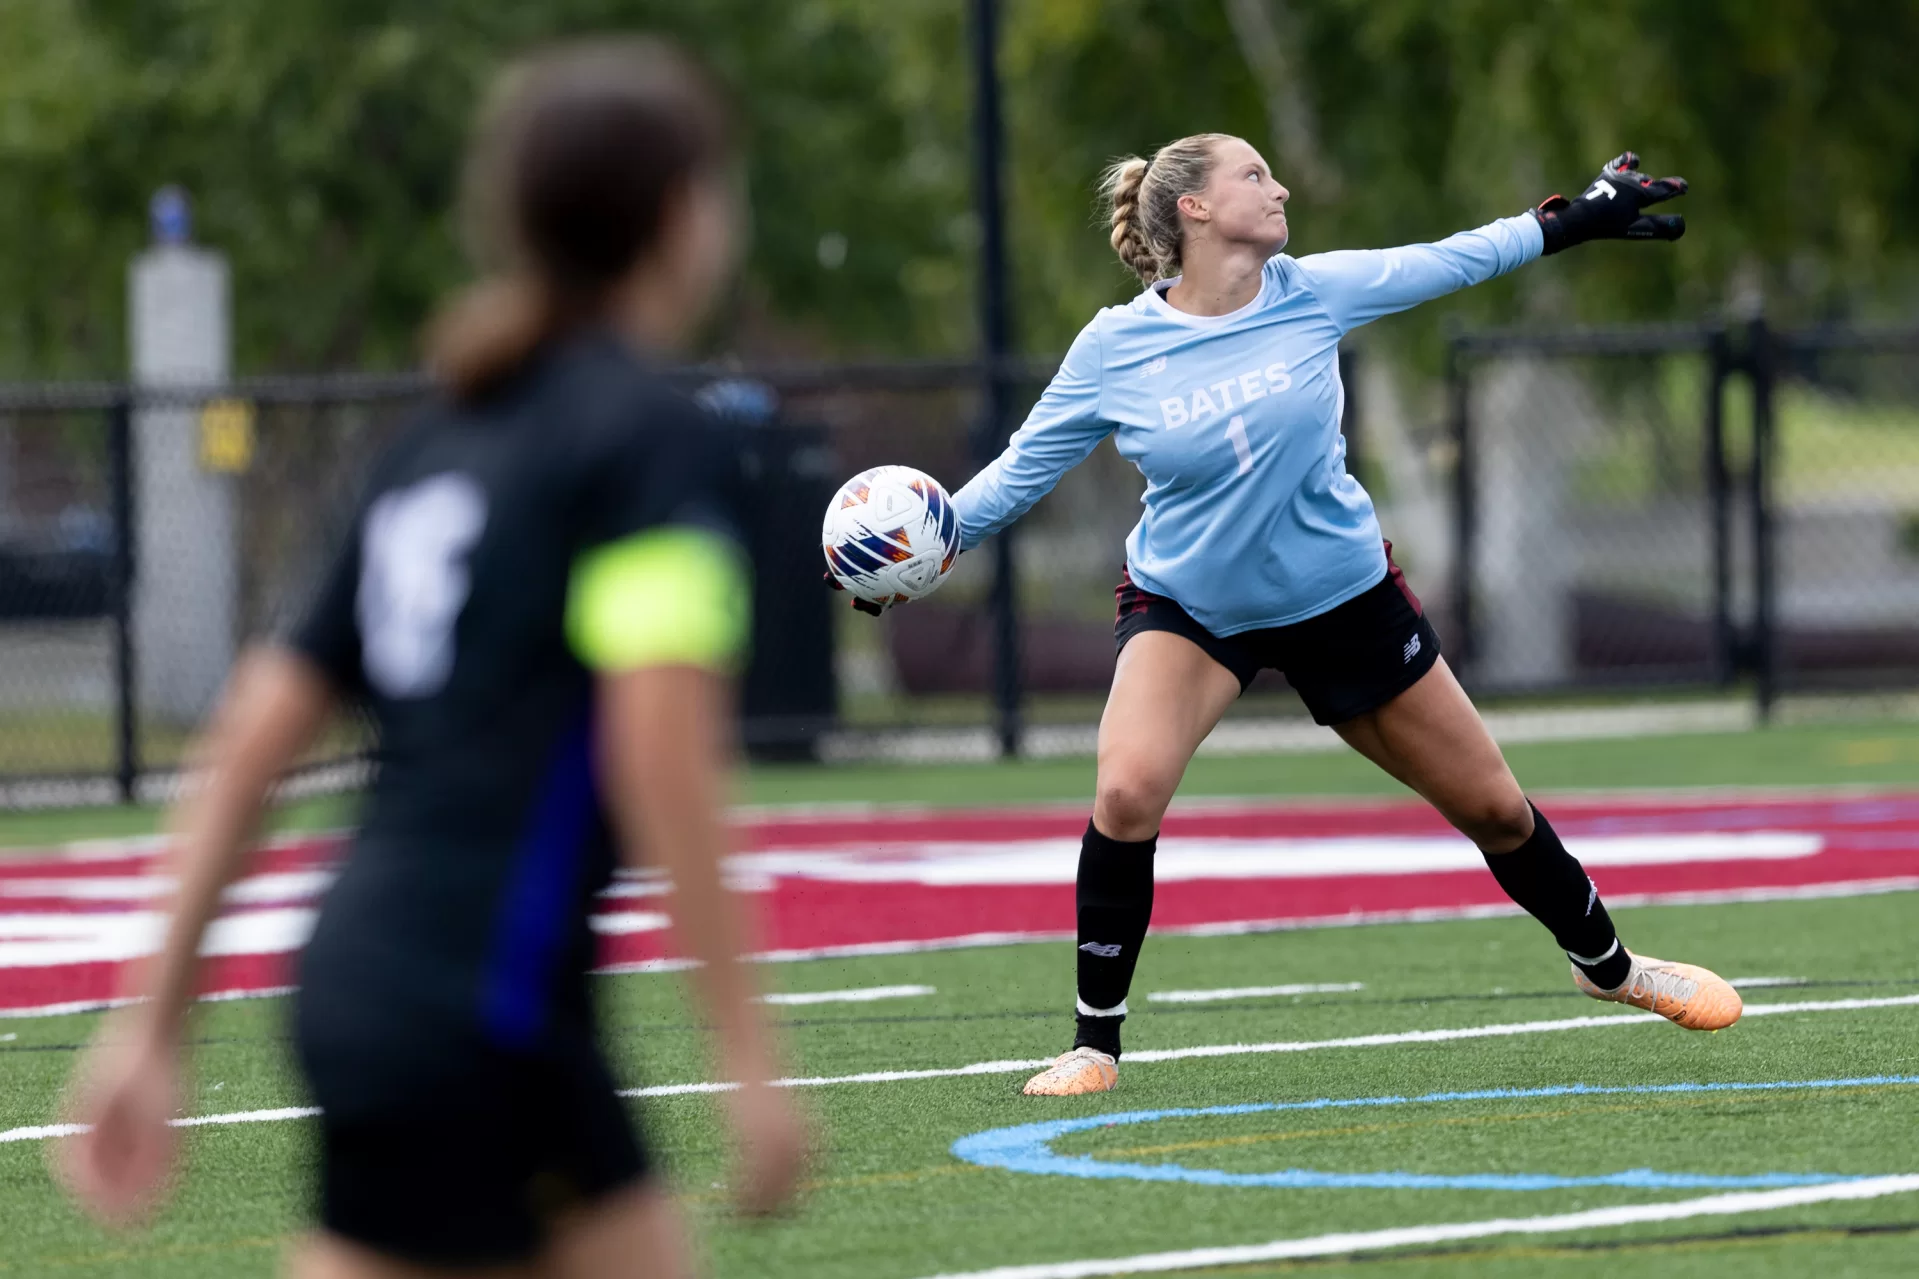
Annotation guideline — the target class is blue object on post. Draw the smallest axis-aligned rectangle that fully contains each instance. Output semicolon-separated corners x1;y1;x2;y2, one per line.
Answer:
150;186;192;247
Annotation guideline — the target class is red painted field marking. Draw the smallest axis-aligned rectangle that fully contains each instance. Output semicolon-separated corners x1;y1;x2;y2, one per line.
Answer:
3;793;1916;1017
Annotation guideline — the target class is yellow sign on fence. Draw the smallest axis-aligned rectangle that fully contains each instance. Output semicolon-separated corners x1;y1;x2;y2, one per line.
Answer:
199;398;256;473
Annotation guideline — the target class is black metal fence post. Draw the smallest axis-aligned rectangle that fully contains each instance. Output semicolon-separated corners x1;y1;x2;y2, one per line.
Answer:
969;0;1022;757
1446;336;1475;671
1704;326;1735;686
107;396;140;803
1747;316;1778;721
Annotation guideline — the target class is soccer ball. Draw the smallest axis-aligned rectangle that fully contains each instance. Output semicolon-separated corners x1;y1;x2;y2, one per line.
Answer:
821;465;961;611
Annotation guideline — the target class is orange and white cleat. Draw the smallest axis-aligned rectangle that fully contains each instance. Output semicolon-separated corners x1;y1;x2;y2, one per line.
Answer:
1022;1047;1119;1096
1573;951;1743;1031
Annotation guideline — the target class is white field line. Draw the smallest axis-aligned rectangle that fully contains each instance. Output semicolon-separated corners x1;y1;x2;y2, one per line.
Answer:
612;877;1919;974
0;984;298;1021
18;831;1827;907
616;994;1919;1099
760;985;934;1006
7;995;1918;1144
1148;983;1364;1004
594;957;702;977
2;1106;323;1146
1167;876;1919;942
1727;976;1809;988
170;1105;321;1129
587;911;671;936
1;828;323;865
763;877;1919;960
912;1176;1919;1279
6;877;1917;1021
734;833;1821;889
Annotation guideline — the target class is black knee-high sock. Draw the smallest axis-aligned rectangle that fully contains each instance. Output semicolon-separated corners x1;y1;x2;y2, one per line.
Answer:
1482;803;1632;989
1072;819;1156;1058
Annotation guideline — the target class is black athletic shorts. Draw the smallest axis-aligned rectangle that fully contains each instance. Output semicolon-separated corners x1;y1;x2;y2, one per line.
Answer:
1114;542;1441;726
296;994;649;1267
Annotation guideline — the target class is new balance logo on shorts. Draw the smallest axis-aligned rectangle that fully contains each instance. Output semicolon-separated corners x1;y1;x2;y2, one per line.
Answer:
1402;633;1422;663
1079;942;1124;958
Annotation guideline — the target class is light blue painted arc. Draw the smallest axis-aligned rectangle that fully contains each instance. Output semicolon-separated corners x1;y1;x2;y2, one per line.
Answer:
950;1075;1919;1193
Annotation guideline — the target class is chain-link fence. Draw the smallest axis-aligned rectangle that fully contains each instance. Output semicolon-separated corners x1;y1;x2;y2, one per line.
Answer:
1447;320;1919;706
0;378;426;805
1;325;1914;803
0;363;1098;799
0;396;123;792
1447;326;1733;694
1765;325;1919;697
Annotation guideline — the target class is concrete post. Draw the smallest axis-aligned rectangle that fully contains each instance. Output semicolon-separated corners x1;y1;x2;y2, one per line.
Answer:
129;188;237;724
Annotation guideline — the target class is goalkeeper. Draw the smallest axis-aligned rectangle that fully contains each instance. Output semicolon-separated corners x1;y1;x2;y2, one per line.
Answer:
942;139;1732;1097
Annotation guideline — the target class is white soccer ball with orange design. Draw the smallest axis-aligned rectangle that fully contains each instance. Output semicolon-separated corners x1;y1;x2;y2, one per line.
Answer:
821;465;961;611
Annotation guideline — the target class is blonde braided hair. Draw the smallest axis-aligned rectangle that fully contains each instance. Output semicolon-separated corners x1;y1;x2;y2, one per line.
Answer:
1099;133;1233;286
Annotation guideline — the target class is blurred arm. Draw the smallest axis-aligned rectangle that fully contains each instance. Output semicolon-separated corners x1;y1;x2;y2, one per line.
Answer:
131;648;335;1044
598;667;776;1080
954;321;1113;549
569;525;776;1083
1296;213;1543;334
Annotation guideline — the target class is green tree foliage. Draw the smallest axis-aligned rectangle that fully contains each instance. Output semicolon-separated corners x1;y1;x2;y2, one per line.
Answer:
1010;0;1919;356
0;0;967;373
0;0;1914;376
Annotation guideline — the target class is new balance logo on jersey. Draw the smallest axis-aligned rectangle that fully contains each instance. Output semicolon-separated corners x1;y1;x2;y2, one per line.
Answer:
1143;356;1167;377
1402;633;1422;664
1079;942;1124;958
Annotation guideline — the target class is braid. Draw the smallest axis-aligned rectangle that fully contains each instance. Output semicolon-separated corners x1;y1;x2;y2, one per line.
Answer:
1101;156;1159;285
1098;133;1235;288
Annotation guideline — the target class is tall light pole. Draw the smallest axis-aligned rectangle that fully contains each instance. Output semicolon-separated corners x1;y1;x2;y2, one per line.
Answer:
969;0;1022;757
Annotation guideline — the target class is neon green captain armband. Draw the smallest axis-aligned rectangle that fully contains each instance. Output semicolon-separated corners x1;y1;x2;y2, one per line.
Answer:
566;526;751;674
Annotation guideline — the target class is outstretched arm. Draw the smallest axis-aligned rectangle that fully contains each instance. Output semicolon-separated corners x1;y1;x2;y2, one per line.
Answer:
1300;151;1688;336
1297;215;1542;335
954;321;1113;548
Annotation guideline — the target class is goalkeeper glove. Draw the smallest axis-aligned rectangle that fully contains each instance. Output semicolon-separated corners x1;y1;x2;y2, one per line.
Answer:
1532;151;1687;255
822;569;885;616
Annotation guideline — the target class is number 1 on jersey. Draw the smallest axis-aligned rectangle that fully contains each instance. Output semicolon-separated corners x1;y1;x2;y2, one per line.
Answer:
1225;415;1253;477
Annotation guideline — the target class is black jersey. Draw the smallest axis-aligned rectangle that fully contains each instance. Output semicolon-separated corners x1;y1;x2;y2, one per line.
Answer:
287;332;744;1067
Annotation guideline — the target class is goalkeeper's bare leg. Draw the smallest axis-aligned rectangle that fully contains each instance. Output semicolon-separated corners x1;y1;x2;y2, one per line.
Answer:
1334;659;1740;1031
1023;631;1239;1097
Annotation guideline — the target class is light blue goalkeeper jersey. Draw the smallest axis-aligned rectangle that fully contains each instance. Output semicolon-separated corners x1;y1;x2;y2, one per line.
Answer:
953;213;1543;636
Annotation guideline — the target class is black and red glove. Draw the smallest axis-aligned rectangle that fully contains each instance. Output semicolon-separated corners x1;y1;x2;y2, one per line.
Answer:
823;569;884;616
1532;152;1687;256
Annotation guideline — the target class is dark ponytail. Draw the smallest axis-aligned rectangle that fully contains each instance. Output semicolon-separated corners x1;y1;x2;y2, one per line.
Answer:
428;38;731;399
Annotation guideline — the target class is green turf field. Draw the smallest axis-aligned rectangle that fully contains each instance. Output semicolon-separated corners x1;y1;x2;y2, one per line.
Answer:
2;894;1917;1276
2;715;1917;850
3;715;1917;1275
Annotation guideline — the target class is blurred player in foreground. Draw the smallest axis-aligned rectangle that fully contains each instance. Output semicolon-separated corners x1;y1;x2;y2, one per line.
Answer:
58;37;804;1275
949;136;1741;1097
